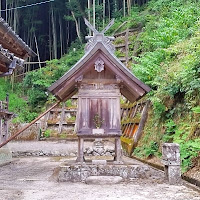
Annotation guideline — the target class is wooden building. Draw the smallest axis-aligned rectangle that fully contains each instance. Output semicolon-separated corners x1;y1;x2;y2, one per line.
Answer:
49;19;151;162
0;17;36;146
0;17;36;77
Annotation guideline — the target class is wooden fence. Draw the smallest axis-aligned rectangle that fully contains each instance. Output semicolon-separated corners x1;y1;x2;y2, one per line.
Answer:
120;100;149;156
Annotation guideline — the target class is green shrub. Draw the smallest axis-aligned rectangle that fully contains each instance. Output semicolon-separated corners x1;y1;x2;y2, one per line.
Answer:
192;106;200;114
23;41;84;111
133;141;159;158
44;129;51;138
0;79;38;123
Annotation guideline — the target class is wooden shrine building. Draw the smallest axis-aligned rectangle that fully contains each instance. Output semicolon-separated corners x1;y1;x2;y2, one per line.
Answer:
49;19;151;163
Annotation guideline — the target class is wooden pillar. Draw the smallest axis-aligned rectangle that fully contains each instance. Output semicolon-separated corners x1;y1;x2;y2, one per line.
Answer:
114;137;122;162
58;103;65;134
77;137;84;163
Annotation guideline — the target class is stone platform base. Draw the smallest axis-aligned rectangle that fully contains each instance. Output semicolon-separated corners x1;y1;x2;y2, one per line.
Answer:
0;148;12;166
58;160;162;182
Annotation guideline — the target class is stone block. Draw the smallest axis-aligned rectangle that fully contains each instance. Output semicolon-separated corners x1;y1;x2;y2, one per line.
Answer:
162;143;180;166
0;147;12;165
92;160;107;165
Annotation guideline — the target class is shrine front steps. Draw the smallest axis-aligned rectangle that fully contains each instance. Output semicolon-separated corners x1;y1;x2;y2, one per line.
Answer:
85;176;123;185
57;161;165;183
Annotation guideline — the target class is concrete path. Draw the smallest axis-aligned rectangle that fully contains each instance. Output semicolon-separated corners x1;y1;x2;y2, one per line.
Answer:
0;156;199;200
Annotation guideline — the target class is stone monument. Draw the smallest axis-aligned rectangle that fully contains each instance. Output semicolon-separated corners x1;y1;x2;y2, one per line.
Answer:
162;143;182;184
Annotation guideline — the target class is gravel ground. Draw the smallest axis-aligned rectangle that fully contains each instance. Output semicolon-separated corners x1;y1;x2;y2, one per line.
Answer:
0;156;199;200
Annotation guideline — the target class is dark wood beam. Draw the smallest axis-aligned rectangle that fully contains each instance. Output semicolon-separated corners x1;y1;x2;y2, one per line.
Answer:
80;79;118;84
0;64;8;73
0;38;25;58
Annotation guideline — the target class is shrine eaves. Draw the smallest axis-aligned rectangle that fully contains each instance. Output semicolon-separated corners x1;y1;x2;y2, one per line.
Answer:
48;18;151;102
0;17;36;77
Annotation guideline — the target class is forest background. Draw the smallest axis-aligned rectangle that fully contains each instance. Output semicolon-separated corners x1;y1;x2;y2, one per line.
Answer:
0;0;144;61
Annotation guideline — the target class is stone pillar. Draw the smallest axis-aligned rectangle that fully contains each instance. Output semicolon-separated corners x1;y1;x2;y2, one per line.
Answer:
76;137;84;163
162;143;181;184
114;137;122;163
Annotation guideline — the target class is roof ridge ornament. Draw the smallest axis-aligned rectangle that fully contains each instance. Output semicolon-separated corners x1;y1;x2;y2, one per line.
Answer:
84;18;115;53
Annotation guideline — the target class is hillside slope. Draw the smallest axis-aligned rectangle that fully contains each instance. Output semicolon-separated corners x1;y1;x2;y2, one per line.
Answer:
115;0;200;174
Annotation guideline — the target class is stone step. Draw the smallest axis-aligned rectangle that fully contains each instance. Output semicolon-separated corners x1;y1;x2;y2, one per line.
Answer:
85;176;123;185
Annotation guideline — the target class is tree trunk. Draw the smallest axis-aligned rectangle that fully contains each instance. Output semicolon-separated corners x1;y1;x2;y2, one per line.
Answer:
103;0;105;28
14;0;18;33
93;0;95;29
69;0;82;43
127;0;131;16
123;0;126;17
59;14;63;56
34;34;42;70
114;0;117;13
108;0;110;21
66;20;70;53
0;0;1;17
49;10;52;60
88;0;91;35
51;7;57;59
6;0;7;22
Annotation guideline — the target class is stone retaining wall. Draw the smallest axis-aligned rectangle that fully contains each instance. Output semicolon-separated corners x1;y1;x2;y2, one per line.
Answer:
10;123;40;141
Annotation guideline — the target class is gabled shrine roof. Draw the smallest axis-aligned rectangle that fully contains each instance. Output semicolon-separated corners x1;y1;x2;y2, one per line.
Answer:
49;20;151;102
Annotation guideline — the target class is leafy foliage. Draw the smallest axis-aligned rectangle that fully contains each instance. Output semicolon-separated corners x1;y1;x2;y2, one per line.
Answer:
128;0;200;172
192;106;200;114
0;79;37;123
23;43;84;110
